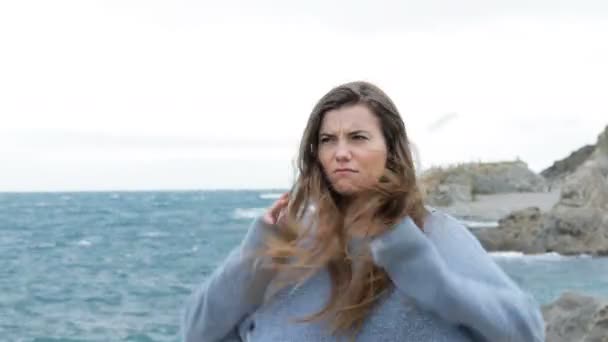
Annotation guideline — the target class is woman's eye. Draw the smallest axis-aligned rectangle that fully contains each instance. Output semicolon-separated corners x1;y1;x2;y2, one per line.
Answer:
353;135;367;140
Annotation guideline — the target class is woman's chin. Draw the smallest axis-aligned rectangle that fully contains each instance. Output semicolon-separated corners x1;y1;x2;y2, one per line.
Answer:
331;182;360;196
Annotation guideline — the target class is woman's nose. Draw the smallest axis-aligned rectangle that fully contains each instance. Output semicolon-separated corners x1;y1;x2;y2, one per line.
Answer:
335;141;352;161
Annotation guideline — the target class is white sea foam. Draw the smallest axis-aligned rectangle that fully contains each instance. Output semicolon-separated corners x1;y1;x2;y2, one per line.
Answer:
233;208;265;220
77;239;93;247
34;242;56;249
462;220;499;229
259;193;283;200
490;251;592;261
490;251;528;258
139;231;168;238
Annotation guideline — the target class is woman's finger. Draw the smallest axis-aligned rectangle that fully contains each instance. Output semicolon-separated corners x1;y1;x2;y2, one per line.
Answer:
264;193;290;225
273;199;289;221
269;200;284;218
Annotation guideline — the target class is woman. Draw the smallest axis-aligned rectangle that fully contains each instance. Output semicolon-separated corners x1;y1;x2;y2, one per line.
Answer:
182;81;545;341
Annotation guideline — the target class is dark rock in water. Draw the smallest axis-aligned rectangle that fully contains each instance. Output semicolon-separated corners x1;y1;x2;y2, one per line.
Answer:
542;291;608;342
473;207;545;254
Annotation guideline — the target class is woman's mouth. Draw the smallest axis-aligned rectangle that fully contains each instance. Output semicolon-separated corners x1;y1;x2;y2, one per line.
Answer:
334;169;357;175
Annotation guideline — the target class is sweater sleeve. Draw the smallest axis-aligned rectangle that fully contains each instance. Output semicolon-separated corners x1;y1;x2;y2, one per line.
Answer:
181;217;279;342
369;213;545;342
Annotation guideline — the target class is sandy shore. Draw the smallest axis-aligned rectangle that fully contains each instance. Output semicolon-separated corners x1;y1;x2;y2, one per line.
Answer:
436;189;562;224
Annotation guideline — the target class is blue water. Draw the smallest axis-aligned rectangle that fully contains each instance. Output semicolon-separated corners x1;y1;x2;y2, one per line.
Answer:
1;191;607;342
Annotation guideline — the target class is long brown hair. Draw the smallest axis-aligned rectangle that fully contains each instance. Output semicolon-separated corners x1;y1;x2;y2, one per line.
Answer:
263;81;427;337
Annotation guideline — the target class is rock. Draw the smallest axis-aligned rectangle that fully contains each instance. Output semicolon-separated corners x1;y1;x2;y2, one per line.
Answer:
421;160;547;207
421;166;473;206
541;145;596;185
538;126;608;256
439;190;561;223
473;207;545;253
542;292;608;342
426;183;473;207
470;160;547;194
472;126;608;256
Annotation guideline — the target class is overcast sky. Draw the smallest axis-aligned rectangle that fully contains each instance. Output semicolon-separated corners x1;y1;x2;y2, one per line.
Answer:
1;0;607;191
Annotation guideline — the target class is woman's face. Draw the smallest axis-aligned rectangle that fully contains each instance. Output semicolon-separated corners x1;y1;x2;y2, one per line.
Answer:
318;104;388;196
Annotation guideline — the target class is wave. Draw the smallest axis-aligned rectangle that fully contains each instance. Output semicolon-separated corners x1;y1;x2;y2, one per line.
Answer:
259;193;283;200
462;220;499;229
77;239;93;247
139;231;169;238
490;251;592;261
33;242;57;249
233;208;266;220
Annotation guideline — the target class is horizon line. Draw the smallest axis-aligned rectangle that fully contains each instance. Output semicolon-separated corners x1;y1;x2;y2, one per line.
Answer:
0;187;291;194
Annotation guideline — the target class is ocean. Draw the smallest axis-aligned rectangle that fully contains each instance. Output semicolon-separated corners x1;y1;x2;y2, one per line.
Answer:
2;190;607;342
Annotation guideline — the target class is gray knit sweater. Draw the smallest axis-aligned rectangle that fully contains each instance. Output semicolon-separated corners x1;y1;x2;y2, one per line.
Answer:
181;208;545;341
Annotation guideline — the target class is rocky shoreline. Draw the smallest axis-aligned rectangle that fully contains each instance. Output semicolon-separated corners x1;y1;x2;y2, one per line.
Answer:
423;125;608;256
542;292;608;342
421;125;608;341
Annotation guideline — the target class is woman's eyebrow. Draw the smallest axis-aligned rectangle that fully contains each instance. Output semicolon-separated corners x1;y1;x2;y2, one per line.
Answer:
349;130;369;135
319;130;370;136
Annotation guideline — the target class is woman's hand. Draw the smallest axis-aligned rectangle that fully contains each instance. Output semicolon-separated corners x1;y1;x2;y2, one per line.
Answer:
262;192;289;226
